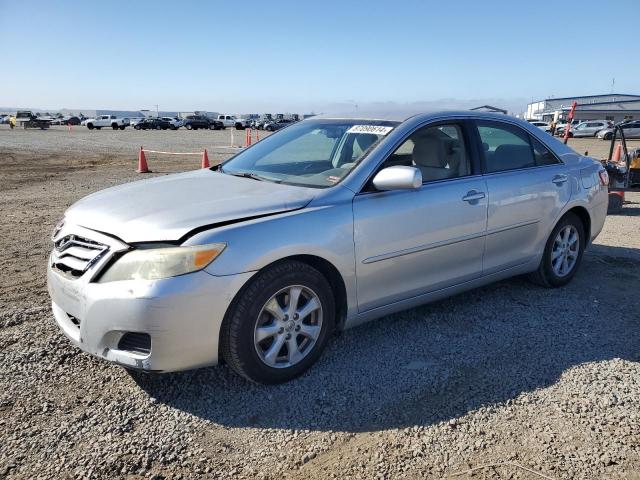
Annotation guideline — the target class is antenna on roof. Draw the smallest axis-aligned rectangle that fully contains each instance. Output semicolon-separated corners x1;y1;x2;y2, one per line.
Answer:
611;78;615;94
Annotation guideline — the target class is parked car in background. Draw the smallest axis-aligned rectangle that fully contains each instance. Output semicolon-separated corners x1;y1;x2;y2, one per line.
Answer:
129;118;145;128
569;120;612;138
85;115;129;130
183;115;212;130
134;118;171;130
597;120;640;140
216;114;251;130
555;119;584;137
264;118;295;131
161;117;183;130
529;121;551;133
64;116;81;126
46;111;609;384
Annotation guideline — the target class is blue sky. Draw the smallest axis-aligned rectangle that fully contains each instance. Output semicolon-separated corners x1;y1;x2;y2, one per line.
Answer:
0;0;637;114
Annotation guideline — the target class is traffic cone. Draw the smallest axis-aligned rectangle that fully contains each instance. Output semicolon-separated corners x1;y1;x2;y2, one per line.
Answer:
201;149;210;168
612;143;622;163
137;146;151;173
256;129;260;142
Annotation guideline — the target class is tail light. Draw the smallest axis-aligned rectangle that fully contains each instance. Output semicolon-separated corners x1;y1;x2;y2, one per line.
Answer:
598;169;609;186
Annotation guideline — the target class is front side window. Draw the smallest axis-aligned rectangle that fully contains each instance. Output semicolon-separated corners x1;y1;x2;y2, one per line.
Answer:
476;121;535;173
221;120;397;188
383;123;470;182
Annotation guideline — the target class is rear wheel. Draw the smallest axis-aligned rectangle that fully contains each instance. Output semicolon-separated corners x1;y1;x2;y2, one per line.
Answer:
112;124;118;130
119;125;126;130
155;124;162;130
87;123;94;130
528;212;585;287
134;125;141;130
220;260;335;384
185;124;192;130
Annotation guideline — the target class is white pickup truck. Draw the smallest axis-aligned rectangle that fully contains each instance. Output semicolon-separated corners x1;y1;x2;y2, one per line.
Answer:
85;115;129;130
216;114;251;130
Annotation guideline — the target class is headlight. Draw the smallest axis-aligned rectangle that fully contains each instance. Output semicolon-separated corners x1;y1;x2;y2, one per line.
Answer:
98;243;226;283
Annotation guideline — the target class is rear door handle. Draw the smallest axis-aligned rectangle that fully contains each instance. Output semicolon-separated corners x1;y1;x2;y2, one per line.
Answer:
462;191;486;203
552;174;569;185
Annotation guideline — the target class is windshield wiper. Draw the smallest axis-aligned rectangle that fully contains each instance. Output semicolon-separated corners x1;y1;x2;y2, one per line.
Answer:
226;171;264;181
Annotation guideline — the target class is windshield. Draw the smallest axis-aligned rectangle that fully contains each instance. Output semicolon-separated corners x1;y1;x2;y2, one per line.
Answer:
220;119;398;188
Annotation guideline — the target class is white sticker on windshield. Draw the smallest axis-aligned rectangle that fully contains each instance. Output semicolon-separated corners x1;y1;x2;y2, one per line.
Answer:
347;125;393;135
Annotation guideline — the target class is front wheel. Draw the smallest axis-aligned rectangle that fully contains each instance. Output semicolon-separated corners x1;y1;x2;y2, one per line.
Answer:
185;124;192;130
112;124;118;130
87;124;94;130
120;125;126;130
528;212;585;288
220;260;335;384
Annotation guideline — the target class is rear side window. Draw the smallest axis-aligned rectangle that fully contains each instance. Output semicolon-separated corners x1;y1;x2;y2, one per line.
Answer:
476;121;535;173
530;136;559;166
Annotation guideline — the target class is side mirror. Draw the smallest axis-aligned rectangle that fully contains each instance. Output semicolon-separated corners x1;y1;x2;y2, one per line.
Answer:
372;166;422;191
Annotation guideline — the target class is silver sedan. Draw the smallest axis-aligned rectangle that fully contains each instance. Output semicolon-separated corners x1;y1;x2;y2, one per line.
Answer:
47;111;609;384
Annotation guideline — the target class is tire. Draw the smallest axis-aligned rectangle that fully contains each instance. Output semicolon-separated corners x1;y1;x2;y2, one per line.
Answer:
235;123;244;130
87;123;94;130
528;212;585;288
220;260;335;384
185;124;192;130
112;124;118;130
155;125;162;130
120;125;126;130
603;133;612;140
209;124;215;130
134;125;141;130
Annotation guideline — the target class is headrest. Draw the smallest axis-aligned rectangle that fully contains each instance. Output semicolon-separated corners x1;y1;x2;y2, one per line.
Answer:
412;135;446;168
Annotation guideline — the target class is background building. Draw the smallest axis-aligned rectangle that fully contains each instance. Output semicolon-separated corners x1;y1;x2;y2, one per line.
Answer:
526;94;640;123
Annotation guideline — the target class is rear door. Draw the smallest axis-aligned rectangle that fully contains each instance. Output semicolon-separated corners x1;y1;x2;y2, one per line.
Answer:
473;120;571;274
353;120;488;311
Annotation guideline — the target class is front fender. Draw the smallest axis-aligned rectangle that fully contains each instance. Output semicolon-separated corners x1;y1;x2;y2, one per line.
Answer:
184;200;357;314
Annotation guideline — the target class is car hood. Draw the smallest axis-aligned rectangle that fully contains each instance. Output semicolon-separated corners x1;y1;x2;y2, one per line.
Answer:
65;169;317;243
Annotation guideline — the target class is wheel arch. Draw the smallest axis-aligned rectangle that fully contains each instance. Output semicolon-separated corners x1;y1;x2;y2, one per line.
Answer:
565;205;591;243
219;254;349;354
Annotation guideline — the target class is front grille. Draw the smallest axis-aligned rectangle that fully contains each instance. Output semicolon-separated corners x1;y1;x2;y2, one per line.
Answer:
117;332;151;355
51;235;109;278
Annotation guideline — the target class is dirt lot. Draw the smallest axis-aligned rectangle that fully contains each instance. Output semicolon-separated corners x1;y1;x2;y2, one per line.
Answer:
1;126;639;479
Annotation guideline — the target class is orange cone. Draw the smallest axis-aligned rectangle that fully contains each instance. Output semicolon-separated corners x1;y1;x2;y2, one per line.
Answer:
612;143;622;163
201;149;210;168
137;146;151;173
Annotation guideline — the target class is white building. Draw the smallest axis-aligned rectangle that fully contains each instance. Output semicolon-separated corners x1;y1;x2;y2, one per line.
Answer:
526;94;640;123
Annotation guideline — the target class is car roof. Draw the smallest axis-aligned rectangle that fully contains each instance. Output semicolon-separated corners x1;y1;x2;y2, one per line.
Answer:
310;110;514;123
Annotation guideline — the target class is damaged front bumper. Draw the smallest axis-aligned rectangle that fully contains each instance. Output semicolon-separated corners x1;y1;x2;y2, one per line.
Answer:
47;259;255;372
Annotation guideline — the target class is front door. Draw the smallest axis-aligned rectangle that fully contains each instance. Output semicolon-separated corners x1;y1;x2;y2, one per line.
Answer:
353;121;488;312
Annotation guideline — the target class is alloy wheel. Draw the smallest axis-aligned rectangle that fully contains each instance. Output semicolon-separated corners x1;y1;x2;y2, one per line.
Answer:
254;285;323;368
551;225;579;277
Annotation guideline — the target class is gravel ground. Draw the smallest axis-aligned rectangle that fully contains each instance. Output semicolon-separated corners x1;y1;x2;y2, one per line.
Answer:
1;127;639;479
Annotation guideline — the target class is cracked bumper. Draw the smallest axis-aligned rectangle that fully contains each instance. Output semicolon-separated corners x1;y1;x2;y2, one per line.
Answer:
47;264;255;372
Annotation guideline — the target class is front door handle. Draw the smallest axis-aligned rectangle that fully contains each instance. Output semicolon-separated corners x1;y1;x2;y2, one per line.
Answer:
462;190;486;203
552;174;569;185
